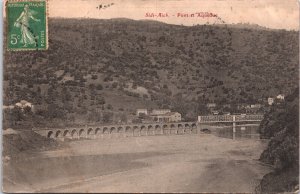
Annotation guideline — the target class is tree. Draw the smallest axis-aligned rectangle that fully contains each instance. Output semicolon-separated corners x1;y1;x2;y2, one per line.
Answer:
62;87;72;102
107;104;113;110
47;104;65;119
91;75;98;80
96;84;103;90
102;112;113;123
120;114;127;123
138;113;146;119
112;82;118;88
97;96;105;105
23;106;32;114
6;107;23;126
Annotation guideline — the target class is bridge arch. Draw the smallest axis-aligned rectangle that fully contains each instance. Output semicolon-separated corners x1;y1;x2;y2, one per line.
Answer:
125;126;133;137
133;126;140;136
191;123;197;134
178;124;184;134
71;129;78;138
170;124;177;134
103;127;109;134
87;128;94;135
63;130;70;137
55;130;62;138
118;126;124;132
110;127;117;133
47;131;54;138
79;129;86;137
125;126;131;131
110;127;118;138
155;125;162;135
184;124;191;134
103;127;109;138
95;128;102;135
141;125;147;136
117;126;124;137
163;124;169;135
148;125;155;136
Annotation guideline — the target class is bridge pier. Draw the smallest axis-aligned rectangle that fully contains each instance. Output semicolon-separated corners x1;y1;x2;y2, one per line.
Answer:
58;137;65;141
73;134;79;140
233;115;236;133
233;122;236;133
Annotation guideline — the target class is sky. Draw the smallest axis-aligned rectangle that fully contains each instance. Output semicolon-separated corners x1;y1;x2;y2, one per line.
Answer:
4;0;300;30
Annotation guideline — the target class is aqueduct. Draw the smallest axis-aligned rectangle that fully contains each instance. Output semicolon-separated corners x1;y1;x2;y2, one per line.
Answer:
33;122;199;140
33;115;263;141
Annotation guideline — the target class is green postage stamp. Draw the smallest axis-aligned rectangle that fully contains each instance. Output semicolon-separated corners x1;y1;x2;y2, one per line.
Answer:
6;0;48;51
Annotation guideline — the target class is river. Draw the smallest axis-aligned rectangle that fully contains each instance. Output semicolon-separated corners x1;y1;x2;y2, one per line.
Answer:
213;124;261;139
3;127;272;193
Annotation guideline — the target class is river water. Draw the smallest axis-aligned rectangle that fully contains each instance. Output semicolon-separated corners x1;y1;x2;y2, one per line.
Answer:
212;125;261;140
4;125;270;193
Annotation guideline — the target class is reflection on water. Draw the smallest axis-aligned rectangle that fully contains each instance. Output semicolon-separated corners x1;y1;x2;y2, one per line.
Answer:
213;125;260;140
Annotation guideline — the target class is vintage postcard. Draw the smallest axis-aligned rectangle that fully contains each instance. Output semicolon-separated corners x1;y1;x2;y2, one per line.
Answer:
2;0;299;193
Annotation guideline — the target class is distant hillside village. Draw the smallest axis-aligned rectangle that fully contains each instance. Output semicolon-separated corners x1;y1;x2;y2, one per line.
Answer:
133;94;285;123
202;94;285;116
3;94;286;127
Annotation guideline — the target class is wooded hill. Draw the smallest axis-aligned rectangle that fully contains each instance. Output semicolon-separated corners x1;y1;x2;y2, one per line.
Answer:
258;88;299;193
4;18;299;126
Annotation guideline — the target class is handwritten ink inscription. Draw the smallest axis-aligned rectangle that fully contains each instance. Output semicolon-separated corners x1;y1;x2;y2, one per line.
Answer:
96;2;114;10
145;12;218;18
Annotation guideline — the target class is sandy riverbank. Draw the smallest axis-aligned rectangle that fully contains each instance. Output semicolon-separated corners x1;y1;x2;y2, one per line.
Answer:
3;134;272;193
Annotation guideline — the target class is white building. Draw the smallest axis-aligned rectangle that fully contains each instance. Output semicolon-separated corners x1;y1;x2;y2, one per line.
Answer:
276;94;285;100
15;100;33;110
250;104;262;109
206;103;217;108
151;109;171;115
268;97;274;105
151;112;181;122
136;109;148;116
167;112;182;122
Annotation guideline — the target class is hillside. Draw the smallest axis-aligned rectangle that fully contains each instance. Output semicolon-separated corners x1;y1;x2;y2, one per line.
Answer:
257;88;299;192
3;18;299;127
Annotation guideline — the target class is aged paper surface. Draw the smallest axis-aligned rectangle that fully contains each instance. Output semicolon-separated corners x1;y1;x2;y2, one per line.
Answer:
2;0;299;193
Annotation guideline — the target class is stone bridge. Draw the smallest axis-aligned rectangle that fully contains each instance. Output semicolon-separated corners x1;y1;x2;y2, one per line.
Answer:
33;122;199;141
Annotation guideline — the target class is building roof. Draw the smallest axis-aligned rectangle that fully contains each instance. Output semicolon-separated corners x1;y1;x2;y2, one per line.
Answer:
151;112;181;117
165;112;181;116
137;108;147;111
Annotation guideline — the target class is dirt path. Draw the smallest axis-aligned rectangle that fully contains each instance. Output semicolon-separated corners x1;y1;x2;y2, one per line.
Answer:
4;134;272;193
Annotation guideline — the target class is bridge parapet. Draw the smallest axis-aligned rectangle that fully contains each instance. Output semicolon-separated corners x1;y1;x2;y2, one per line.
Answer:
198;114;263;123
235;114;264;121
198;115;233;122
